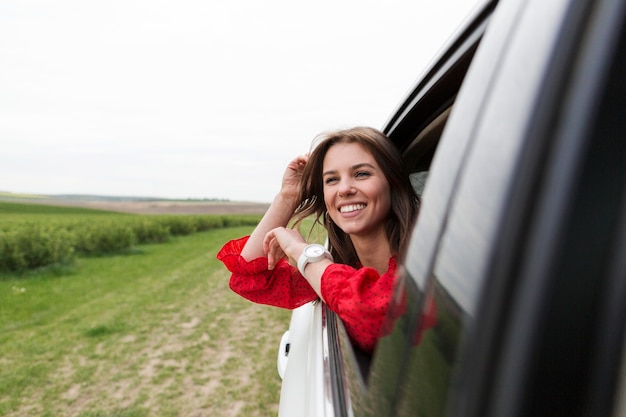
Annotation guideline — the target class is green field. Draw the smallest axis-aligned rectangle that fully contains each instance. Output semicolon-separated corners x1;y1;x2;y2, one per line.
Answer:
0;203;291;416
0;201;262;273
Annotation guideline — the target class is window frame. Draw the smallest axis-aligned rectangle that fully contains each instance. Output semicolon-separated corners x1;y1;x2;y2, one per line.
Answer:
324;3;496;415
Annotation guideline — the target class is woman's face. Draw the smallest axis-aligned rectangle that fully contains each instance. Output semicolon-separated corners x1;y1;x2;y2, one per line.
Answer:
322;142;391;241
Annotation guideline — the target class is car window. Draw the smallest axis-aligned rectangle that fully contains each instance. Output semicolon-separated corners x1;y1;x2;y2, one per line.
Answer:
325;100;460;416
320;99;468;416
333;105;473;417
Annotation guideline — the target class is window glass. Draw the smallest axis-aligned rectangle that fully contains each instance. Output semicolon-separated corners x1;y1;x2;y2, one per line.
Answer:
410;171;429;197
392;273;466;416
330;170;435;416
346;114;457;414
358;275;423;416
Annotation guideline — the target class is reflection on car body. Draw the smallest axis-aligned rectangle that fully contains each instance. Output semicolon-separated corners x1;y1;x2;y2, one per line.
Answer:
277;0;626;415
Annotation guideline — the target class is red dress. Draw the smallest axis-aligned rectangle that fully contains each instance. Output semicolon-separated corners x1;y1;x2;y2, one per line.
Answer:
216;236;397;353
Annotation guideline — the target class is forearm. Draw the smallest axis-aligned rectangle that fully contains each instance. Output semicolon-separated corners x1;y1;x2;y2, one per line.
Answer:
240;192;299;261
299;259;333;302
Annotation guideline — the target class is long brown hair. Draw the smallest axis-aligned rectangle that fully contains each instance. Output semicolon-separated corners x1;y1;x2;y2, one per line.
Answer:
292;126;419;267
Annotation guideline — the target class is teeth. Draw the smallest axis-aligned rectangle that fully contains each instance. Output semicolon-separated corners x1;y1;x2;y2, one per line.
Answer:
340;204;366;213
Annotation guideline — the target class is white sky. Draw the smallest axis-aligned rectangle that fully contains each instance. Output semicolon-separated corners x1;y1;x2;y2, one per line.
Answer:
1;0;479;202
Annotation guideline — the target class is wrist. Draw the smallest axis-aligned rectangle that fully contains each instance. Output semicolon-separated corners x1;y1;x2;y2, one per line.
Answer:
297;243;333;276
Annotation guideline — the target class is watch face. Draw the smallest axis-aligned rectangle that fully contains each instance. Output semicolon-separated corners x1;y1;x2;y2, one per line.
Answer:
305;245;325;257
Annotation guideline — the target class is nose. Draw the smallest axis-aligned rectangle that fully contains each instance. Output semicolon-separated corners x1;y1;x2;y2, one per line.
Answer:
338;178;356;196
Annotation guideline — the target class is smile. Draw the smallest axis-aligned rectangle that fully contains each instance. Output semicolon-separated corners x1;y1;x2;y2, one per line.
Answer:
339;204;366;213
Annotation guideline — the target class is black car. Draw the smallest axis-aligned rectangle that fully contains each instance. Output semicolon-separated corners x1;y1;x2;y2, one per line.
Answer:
276;0;626;415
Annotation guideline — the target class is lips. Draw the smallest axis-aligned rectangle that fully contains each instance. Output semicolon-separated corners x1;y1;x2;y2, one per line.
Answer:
339;203;366;213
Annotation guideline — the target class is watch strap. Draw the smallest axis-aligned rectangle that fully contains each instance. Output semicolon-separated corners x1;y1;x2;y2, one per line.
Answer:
297;244;333;276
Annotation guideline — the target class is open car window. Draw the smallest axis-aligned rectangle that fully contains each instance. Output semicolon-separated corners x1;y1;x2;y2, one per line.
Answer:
329;104;462;416
328;14;486;412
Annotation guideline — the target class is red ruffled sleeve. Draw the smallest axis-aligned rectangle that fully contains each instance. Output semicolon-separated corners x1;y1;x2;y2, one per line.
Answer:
321;257;397;353
216;236;318;309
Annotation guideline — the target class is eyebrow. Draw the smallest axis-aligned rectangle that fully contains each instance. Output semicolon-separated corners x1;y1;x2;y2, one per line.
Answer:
322;162;377;177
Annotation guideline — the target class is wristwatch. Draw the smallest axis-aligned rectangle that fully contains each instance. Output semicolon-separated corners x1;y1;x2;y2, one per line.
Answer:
297;243;333;276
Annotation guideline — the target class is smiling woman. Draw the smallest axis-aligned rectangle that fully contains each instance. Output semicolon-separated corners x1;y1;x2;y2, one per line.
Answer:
323;143;392;256
216;126;419;353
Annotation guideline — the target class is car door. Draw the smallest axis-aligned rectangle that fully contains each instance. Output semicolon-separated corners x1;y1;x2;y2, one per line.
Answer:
438;0;626;415
326;0;626;416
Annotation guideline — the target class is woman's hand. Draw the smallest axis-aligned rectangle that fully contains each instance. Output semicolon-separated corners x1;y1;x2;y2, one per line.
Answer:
264;226;330;300
263;227;307;270
239;153;308;262
280;154;309;202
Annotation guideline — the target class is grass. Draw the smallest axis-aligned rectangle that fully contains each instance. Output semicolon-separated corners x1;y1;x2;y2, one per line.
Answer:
0;225;291;417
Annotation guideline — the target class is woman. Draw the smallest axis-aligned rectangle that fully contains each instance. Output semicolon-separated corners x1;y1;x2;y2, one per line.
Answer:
216;126;419;353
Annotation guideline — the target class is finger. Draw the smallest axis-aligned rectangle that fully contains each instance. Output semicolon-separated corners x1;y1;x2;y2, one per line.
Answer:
269;247;286;270
267;238;286;270
297;155;309;170
262;233;272;255
289;155;306;170
263;228;279;255
264;228;282;269
267;238;278;270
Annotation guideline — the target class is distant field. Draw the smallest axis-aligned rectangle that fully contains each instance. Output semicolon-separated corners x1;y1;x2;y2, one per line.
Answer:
0;194;270;215
26;199;272;215
0;202;290;416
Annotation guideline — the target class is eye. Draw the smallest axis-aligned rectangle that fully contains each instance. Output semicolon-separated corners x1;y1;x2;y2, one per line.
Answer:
355;171;371;179
324;176;339;185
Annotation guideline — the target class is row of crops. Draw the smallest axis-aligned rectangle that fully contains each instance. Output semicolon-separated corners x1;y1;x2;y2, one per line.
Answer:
0;202;260;273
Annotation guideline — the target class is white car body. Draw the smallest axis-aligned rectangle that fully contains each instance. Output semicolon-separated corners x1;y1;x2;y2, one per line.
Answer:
277;302;336;417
